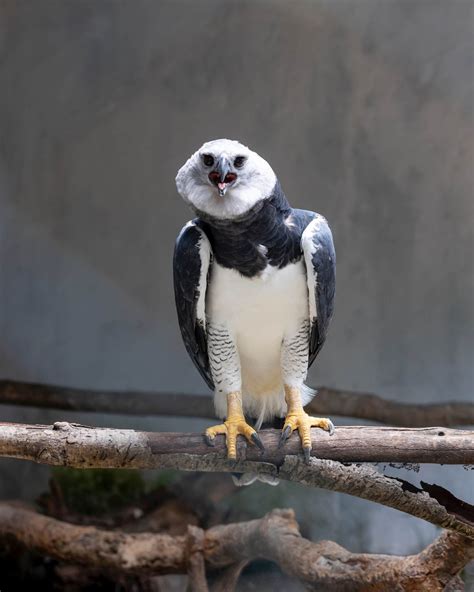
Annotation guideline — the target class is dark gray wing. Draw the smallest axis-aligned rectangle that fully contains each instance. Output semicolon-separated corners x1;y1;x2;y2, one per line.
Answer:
301;215;336;368
173;222;214;389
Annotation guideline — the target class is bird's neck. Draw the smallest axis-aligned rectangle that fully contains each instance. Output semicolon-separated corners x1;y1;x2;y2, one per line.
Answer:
195;181;291;234
195;183;301;278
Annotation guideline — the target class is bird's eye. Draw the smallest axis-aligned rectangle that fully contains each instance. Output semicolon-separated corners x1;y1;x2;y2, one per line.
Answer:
234;156;246;168
202;154;214;167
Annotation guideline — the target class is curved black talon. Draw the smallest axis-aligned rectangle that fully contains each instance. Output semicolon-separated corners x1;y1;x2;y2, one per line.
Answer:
303;446;311;463
278;425;292;448
328;421;335;436
204;434;215;447
251;432;265;452
227;457;238;468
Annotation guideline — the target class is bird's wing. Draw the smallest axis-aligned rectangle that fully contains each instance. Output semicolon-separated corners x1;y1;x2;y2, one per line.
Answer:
173;221;214;389
301;215;336;368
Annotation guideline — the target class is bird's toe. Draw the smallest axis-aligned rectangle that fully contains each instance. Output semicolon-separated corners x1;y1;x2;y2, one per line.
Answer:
308;416;335;434
204;434;216;447
278;424;292;448
303;446;312;464
251;432;265;452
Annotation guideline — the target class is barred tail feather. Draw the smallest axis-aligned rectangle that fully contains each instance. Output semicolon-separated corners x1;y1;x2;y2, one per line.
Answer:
231;472;280;487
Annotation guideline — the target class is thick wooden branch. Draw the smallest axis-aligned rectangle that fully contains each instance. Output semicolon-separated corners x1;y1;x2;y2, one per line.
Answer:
0;504;472;591
0;421;473;537
0;379;472;427
1;422;472;465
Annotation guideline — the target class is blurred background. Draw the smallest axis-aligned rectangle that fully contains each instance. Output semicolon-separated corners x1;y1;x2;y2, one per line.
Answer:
0;0;472;589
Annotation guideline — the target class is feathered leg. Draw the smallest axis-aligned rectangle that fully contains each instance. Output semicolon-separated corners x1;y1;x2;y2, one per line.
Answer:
204;323;264;460
280;321;334;462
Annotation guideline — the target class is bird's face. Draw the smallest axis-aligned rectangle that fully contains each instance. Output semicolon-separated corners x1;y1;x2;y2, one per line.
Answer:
176;139;276;219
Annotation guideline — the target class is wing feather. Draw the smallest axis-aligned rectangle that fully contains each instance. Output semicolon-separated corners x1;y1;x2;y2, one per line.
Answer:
173;222;214;389
301;215;336;368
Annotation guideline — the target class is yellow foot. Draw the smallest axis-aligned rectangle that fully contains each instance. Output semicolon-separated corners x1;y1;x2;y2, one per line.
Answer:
279;410;334;463
204;417;264;461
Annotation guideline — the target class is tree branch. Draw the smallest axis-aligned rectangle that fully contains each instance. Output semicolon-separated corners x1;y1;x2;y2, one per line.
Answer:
1;422;472;465
0;379;472;427
186;525;209;592
0;504;471;591
0;421;473;536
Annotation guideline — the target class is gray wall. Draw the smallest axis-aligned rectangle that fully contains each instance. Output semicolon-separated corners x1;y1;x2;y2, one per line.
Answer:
0;0;472;561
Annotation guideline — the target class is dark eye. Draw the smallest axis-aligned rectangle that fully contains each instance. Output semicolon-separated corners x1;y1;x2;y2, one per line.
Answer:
234;156;246;168
202;154;214;167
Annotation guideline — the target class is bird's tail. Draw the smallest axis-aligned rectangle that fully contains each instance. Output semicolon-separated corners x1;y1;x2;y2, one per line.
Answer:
232;398;279;487
232;384;317;487
232;472;279;486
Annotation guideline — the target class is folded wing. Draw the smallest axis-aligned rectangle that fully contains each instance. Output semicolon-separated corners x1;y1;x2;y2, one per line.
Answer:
301;215;336;368
173;222;214;389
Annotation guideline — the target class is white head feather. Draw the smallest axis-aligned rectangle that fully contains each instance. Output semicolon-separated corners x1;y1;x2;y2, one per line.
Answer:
175;139;276;219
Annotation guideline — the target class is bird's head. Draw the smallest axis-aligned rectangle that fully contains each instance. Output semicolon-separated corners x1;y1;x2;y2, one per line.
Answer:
175;139;276;219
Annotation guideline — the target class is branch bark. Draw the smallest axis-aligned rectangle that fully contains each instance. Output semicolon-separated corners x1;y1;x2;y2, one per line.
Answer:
0;504;471;591
1;379;472;427
1;421;472;465
0;421;473;537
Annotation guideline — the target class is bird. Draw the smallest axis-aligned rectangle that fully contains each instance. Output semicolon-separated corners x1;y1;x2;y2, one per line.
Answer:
174;139;336;472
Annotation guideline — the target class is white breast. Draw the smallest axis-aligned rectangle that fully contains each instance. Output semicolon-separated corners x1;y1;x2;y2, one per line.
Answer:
207;260;308;330
207;260;309;417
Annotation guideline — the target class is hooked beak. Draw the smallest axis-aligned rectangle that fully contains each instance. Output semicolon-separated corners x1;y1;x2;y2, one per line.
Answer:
208;157;237;197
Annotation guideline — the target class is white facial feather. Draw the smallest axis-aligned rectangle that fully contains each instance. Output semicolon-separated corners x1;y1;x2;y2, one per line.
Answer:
175;139;276;219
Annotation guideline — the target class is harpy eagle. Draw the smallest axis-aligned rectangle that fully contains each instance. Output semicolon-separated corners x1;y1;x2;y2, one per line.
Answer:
174;139;335;465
